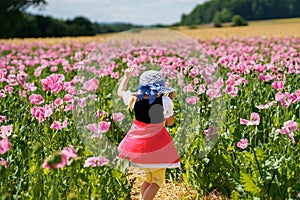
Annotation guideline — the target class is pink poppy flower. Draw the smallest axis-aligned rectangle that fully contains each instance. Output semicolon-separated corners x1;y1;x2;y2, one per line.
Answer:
88;94;97;100
86;124;98;133
291;90;300;103
62;118;68;128
29;94;44;105
87;121;111;138
31;106;45;122
256;101;276;109
237;138;248;149
54;98;63;107
99;121;111;132
272;81;284;91
18;90;27;97
17;71;28;85
186;96;199;105
50;66;58;72
84;156;109;167
0;158;8;168
183;84;194;92
197;84;206;95
82;78;99;93
284;120;298;132
23;83;37;91
112;113;124;122
0;115;7;123
34;69;42;77
194;78;200;85
64;104;74;112
44;105;53;118
50;121;61;130
226;74;247;87
96;110;107;118
240;112;260;126
203;126;216;141
0;138;11;154
275;92;293;108
0;69;6;82
42;159;51;169
0;90;6;98
206;88;222;100
7;74;18;86
42;154;68;169
0;125;13;138
43;145;77;170
276;120;298;143
4;85;13;94
63;94;73;103
31;106;52;122
61;145;77;160
50;118;68;130
225;85;238;97
64;85;77;95
76;97;86;108
258;73;274;82
41;74;64;93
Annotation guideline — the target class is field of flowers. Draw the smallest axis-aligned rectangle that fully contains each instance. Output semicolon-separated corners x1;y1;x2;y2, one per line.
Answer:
0;30;300;199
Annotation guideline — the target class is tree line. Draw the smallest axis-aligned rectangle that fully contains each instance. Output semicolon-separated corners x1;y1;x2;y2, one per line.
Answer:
0;0;142;38
180;0;300;25
1;0;300;38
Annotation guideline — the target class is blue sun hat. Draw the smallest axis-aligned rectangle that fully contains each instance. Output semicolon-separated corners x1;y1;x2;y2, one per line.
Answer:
136;70;174;104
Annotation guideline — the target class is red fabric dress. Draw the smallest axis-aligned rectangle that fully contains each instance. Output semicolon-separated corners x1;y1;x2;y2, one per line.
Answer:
118;93;180;168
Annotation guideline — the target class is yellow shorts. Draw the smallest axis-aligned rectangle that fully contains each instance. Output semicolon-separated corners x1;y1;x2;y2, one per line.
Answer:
144;168;166;188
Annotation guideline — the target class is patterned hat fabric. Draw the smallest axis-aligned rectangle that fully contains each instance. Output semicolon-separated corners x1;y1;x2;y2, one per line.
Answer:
137;70;174;104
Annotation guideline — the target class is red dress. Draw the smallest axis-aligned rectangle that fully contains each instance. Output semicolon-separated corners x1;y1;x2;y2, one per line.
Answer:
118;95;180;168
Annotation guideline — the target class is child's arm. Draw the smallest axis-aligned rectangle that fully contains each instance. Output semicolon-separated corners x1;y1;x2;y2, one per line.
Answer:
117;68;134;99
163;94;175;126
168;92;174;100
165;114;174;126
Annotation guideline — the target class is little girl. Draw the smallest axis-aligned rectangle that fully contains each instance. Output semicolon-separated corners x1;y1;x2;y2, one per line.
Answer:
117;68;180;200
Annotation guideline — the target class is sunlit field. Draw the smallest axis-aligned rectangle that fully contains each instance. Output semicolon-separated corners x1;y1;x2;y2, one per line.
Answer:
1;18;299;199
2;17;300;45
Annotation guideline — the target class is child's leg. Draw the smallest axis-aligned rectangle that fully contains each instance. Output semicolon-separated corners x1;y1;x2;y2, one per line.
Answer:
141;169;152;198
142;183;160;200
142;168;166;200
140;181;150;197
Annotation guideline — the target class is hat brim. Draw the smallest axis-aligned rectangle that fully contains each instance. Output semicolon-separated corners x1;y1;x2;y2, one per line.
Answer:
157;86;175;94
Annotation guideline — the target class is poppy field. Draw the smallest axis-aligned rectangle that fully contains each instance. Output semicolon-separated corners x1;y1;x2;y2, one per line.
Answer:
0;31;300;199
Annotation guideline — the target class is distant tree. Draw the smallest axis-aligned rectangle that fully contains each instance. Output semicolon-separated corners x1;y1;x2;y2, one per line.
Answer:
220;8;232;23
0;0;47;11
0;0;47;38
232;14;248;26
213;11;222;27
66;16;95;36
180;0;300;25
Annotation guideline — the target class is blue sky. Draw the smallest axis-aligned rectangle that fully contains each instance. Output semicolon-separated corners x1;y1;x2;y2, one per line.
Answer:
27;0;208;25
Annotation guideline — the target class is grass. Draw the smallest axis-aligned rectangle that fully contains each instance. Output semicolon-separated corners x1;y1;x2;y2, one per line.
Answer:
1;17;300;45
177;17;300;39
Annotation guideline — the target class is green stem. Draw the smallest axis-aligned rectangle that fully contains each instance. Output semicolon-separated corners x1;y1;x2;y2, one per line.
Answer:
267;169;277;196
253;148;263;184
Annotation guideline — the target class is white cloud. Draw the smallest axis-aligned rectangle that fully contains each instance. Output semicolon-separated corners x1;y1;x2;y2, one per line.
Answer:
27;0;208;25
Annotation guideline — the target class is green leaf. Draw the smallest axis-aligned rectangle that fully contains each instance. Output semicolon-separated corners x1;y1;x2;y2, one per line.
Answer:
182;173;189;185
240;171;261;195
231;190;239;200
112;169;122;180
255;147;266;162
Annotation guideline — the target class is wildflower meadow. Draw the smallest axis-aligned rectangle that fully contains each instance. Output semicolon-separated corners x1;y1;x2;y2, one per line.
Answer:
0;31;299;199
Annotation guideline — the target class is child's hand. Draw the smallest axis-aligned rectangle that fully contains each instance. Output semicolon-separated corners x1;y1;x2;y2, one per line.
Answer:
168;92;174;100
124;68;134;78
